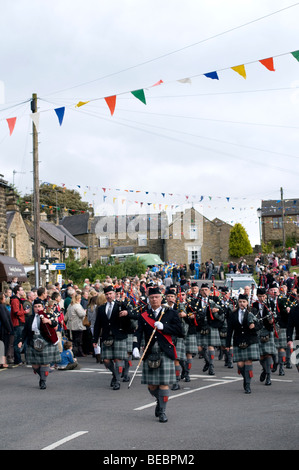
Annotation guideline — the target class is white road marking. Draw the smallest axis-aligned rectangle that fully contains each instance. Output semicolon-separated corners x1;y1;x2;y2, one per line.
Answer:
134;378;241;411
42;431;89;450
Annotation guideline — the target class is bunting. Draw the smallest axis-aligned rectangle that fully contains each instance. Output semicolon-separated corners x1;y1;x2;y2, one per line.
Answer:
6;117;17;135
1;48;299;135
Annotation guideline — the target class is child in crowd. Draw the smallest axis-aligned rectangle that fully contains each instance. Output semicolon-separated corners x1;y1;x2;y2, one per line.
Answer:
57;340;79;370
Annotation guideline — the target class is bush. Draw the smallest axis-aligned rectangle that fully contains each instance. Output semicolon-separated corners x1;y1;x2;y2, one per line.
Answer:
64;256;147;286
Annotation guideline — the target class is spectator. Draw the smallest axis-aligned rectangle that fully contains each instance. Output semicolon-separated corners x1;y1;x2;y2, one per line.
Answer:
10;285;30;365
64;293;86;357
0;292;14;368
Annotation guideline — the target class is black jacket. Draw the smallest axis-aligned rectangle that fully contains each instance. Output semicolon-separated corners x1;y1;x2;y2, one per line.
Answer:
133;307;184;360
93;300;131;342
226;309;259;348
0;304;13;340
287;304;299;342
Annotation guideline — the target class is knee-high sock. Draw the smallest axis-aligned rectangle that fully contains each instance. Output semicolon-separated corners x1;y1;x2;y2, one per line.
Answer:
158;388;170;414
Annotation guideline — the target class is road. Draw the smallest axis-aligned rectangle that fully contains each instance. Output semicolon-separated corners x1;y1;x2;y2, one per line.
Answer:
1;351;299;454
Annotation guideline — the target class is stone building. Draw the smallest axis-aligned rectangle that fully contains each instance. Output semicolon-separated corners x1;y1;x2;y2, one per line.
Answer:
260;198;299;248
60;207;232;267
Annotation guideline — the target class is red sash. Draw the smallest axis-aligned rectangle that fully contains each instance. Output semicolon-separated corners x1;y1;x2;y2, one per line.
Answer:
141;310;177;359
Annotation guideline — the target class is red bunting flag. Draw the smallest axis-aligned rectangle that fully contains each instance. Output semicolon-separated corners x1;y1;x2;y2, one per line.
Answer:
6;117;17;135
104;95;116;116
259;57;275;71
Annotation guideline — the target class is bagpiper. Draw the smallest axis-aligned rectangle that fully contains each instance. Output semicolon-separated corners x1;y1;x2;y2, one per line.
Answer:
132;286;184;423
196;283;224;375
226;294;260;394
252;287;277;386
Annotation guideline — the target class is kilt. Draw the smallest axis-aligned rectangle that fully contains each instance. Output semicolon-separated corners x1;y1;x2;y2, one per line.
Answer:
233;342;260;363
259;330;277;356
185;333;198;355
274;327;287;349
101;337;128;360
25;338;61;365
125;333;134;353
174;337;186;361
141;343;176;385
196;327;221;347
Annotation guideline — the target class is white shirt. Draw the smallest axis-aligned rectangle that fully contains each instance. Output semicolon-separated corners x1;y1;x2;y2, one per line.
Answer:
238;309;246;324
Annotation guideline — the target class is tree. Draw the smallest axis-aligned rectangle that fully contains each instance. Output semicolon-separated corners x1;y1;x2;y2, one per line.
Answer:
229;223;253;258
19;183;92;221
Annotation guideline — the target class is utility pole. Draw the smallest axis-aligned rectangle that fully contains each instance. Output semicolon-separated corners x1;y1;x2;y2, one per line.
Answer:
31;93;41;287
280;187;286;257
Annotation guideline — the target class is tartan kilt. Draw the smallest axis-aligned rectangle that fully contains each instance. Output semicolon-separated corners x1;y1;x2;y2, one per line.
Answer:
141;343;176;385
125;333;134;353
101;338;128;360
173;337;186;361
259;331;277;356
196;327;221;347
25;339;61;365
233;342;260;363
185;333;198;355
274;327;287;349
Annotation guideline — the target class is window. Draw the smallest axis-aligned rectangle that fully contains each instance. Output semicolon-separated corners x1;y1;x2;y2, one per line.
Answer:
273;217;282;229
189;224;198;239
99;236;110;248
138;234;147;246
187;246;201;264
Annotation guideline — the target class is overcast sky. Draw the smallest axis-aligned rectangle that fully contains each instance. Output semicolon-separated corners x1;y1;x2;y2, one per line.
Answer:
1;0;299;247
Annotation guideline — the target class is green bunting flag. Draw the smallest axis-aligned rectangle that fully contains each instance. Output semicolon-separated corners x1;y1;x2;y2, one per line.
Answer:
131;89;146;104
291;50;299;62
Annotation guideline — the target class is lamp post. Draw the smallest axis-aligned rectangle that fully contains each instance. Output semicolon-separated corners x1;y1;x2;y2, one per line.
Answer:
257;207;262;247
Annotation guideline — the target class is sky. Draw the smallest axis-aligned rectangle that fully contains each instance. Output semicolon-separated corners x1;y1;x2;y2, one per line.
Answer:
1;0;299;247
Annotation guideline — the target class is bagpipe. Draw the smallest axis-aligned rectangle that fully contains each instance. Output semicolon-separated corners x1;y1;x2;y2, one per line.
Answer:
36;302;59;345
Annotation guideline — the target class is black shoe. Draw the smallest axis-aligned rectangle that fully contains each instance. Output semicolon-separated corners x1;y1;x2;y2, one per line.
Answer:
265;374;272;386
184;375;190;382
208;366;215;376
260;369;266;382
122;375;130;382
171;383;180;390
202;361;209;372
244;384;251;394
159;412;168;423
39;380;46;390
112;382;120;390
279;366;285;376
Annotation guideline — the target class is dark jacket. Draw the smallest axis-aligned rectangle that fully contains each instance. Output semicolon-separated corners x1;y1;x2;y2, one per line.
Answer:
0;304;14;340
93;300;131;343
226;309;259;348
21;313;58;346
287;304;299;343
133;306;184;360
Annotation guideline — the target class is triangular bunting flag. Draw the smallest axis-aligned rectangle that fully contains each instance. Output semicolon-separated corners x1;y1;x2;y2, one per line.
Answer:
30;113;40;130
55;107;65;126
204;71;219;80
231;65;246;79
259;57;275;71
178;78;192;84
152;80;163;87
6;117;17;135
291;50;299;62
76;101;90;107
131;89;146;105
104;95;116;116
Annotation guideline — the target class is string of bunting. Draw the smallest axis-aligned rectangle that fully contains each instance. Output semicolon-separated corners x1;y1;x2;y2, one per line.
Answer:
2;49;299;135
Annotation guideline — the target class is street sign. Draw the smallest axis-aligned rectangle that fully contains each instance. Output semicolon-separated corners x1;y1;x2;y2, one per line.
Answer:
49;263;66;271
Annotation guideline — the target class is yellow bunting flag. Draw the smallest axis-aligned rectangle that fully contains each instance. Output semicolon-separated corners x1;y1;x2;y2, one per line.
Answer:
231;64;246;79
75;101;90;107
